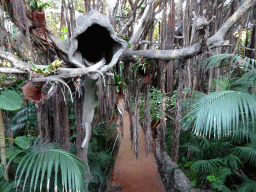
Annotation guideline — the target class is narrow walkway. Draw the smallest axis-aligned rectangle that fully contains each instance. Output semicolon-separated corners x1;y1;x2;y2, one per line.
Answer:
109;111;165;192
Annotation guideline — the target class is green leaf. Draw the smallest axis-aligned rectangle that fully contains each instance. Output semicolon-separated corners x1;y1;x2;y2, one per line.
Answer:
13;136;30;149
0;165;6;178
94;100;98;107
182;90;256;138
62;27;68;33
0;179;14;192
69;113;76;120
232;145;256;166
235;179;256;192
31;62;38;69
207;175;217;182
191;158;223;173
0;90;22;110
41;65;51;72
8;141;86;191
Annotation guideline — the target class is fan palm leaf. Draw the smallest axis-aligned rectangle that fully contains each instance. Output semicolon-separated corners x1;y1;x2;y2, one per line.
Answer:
7;140;86;192
191;158;223;173
232;68;256;91
222;154;242;170
232;144;256;167
235;179;256;192
200;54;256;71
232;122;256;142
182;90;256;138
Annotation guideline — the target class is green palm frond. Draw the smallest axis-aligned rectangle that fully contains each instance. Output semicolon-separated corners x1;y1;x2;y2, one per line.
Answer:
222;154;242;170
182;90;256;138
10;108;36;134
215;77;232;91
191;158;223;173
182;91;206;116
232;68;256;91
232;122;256;143
7;140;86;192
185;144;204;158
184;136;232;159
200;54;256;71
232;144;256;167
235;179;256;192
208;141;232;157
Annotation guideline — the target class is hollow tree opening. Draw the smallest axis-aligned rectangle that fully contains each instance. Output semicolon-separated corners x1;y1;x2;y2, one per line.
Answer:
77;24;122;64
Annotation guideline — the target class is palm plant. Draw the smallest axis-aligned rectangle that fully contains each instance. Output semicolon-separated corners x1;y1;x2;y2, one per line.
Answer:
9;106;37;136
200;53;256;71
235;178;256;192
0;165;14;192
232;143;256;167
182;89;256;138
183;54;256;139
6;136;87;192
180;54;256;191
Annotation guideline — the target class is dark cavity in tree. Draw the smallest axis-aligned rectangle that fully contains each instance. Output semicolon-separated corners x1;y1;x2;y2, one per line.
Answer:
77;24;121;64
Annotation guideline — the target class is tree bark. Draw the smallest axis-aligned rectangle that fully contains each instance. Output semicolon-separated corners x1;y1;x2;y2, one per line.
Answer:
75;93;87;163
52;85;70;151
170;62;184;163
0;109;8;180
166;0;175;94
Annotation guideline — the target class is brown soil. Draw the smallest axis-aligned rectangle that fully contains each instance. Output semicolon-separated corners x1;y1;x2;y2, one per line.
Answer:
109;111;165;192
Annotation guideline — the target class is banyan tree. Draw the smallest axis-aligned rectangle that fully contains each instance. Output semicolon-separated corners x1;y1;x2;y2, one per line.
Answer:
0;0;256;191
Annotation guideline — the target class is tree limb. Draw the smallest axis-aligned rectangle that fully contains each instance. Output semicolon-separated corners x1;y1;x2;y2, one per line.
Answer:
122;0;256;60
0;50;31;71
128;0;155;50
0;0;255;72
207;0;256;49
0;68;26;73
121;43;201;61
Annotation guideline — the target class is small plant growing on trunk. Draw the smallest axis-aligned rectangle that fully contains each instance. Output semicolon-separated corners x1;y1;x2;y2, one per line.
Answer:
28;0;50;10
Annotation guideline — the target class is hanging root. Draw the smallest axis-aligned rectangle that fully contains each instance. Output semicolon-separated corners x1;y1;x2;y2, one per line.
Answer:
81;122;91;148
133;82;141;158
43;78;73;102
143;84;153;156
120;113;124;138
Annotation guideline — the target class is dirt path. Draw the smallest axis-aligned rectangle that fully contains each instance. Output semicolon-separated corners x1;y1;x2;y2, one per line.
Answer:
109;110;165;192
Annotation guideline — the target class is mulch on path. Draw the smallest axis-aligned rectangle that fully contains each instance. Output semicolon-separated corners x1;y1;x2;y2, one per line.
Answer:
109;111;165;192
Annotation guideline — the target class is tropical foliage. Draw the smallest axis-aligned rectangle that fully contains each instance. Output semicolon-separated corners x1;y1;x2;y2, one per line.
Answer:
113;64;126;93
0;90;22;111
28;0;50;10
6;136;86;191
1;0;256;191
174;54;256;191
